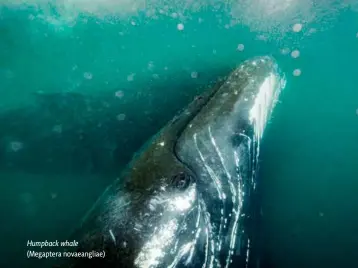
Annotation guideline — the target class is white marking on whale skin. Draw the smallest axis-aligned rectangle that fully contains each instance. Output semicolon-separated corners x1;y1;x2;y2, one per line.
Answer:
194;126;248;267
194;134;224;202
249;72;284;190
148;186;196;213
168;242;193;268
192;132;253;265
136;186;197;267
175;59;285;267
158;141;165;147
202;228;209;268
134;222;143;231
135;219;179;268
148;195;165;211
196;202;202;228
238;133;253;186
249;73;276;141
245;238;251;268
200;201;216;268
109;229;116;245
208;126;237;201
226;207;241;268
209;237;215;267
185;226;202;265
224;148;245;268
207;126;234;251
175;203;203;266
168;186;196;212
102;191;131;230
149;203;156;211
194;132;226;260
171;240;179;254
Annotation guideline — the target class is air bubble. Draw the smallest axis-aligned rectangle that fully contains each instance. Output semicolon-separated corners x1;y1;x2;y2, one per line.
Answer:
177;23;184;31
293;69;301;76
127;73;135;82
147;61;155;71
83;72;93;80
117;113;126;121
237;44;245;51
115;90;124;98
292;23;303;32
191;72;198;79
10;141;23;152
291;50;300;58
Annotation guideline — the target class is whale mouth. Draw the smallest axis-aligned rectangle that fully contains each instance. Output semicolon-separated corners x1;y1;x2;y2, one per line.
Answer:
173;56;286;267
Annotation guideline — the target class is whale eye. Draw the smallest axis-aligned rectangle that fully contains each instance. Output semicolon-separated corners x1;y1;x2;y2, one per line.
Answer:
171;172;193;190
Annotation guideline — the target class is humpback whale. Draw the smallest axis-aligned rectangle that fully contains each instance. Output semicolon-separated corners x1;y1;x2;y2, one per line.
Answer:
57;56;286;268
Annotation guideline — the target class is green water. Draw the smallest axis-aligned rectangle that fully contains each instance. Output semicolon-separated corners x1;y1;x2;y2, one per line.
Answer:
1;1;358;268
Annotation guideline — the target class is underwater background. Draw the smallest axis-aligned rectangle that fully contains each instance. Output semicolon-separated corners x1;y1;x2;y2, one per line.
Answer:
0;1;358;267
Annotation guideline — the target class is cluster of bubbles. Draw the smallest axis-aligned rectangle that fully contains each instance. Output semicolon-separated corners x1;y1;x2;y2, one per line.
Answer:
229;0;356;38
290;24;302;77
5;0;358;102
4;0;357;35
236;22;303;77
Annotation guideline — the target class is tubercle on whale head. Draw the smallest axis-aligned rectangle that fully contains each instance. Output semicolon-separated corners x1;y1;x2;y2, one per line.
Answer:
56;56;286;268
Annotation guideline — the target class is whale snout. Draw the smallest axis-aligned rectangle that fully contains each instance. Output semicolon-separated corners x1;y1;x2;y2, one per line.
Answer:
175;56;285;149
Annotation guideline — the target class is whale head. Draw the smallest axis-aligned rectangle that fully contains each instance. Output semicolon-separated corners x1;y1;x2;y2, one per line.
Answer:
61;56;286;268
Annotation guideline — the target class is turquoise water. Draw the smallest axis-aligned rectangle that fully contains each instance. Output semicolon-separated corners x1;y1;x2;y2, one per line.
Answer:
1;1;358;267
